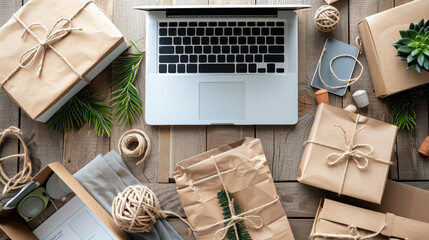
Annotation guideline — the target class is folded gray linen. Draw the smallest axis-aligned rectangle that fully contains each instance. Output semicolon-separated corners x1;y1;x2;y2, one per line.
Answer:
73;150;183;240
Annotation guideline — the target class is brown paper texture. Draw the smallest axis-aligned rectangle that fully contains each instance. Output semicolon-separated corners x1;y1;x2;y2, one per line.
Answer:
297;104;397;203
311;199;429;240
172;138;294;240
358;0;429;97
0;0;125;119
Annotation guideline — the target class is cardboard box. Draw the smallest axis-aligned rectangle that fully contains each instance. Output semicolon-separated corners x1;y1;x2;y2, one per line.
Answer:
358;0;429;98
310;198;429;239
0;0;128;122
173;138;294;240
0;162;129;239
297;104;397;203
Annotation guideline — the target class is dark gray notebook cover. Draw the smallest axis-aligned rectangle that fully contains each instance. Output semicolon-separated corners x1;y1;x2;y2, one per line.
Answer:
311;39;360;96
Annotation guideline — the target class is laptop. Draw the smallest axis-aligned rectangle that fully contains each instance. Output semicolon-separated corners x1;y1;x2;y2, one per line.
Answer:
135;5;310;125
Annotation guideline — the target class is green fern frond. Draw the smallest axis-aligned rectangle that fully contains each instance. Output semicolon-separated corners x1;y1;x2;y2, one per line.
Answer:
217;190;252;240
47;89;111;136
391;84;429;130
111;40;144;125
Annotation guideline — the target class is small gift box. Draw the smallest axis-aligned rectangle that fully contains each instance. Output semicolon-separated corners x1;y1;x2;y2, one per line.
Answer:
297;103;397;203
173;138;294;240
0;0;128;122
310;199;429;240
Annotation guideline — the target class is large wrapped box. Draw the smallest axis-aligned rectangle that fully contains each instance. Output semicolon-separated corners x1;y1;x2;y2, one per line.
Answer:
358;0;429;97
310;198;429;240
0;0;128;122
297;104;397;203
173;138;294;240
0;162;129;239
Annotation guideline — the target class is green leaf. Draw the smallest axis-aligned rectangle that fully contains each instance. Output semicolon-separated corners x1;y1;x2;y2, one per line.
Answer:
417;52;425;66
424;57;429;71
416;63;422;73
400;38;414;45
407;30;418;39
407;54;416;63
418;19;425;29
407;62;416;70
398;46;413;54
410;22;416;30
411;49;420;57
408;42;418;48
423;49;429;57
400;30;409;38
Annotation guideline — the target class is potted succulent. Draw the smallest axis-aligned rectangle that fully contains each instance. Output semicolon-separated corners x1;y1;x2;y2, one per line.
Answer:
393;19;429;74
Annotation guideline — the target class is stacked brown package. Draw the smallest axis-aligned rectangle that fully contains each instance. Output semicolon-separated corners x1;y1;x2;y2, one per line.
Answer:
173;138;294;240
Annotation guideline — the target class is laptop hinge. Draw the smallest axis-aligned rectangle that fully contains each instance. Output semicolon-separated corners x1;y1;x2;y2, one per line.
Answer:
166;8;278;18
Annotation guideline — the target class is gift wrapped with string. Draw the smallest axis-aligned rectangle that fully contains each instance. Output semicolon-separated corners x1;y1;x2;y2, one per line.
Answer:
297;104;398;204
173;138;294;240
0;0;127;122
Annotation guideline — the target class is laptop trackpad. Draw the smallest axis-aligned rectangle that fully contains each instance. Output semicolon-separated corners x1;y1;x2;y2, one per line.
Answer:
199;82;246;120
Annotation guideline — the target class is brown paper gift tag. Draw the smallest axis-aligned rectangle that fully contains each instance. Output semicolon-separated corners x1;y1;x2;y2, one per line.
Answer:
297;104;397;203
358;0;429;97
173;138;294;240
0;0;125;119
311;199;429;240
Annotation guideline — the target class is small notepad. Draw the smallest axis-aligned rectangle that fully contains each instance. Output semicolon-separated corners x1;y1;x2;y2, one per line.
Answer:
311;39;360;96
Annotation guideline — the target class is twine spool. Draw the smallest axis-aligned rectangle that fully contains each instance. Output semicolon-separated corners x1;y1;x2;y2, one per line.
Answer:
314;5;340;32
112;185;193;233
352;90;369;108
344;104;357;113
0;126;32;194
118;129;151;166
112;185;162;232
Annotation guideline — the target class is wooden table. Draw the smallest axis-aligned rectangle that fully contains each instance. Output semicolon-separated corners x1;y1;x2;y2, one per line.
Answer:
1;0;429;239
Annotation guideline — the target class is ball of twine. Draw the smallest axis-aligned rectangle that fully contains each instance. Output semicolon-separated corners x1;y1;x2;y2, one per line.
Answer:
112;185;165;233
314;5;340;32
118;129;151;166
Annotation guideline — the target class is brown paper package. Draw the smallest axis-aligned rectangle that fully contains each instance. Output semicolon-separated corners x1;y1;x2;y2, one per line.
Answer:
358;0;429;98
297;104;397;204
0;0;125;120
172;138;294;240
310;199;429;240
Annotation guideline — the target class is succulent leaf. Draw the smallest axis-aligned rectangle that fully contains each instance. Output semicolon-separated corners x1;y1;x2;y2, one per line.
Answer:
394;19;429;74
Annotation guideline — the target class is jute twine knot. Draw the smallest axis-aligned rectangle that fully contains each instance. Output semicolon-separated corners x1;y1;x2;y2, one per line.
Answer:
118;129;151;166
112;185;193;233
310;221;387;240
0;126;32;194
314;5;340;32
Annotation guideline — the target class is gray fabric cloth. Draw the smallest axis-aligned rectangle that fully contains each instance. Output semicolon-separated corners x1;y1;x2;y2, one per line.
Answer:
73;150;183;240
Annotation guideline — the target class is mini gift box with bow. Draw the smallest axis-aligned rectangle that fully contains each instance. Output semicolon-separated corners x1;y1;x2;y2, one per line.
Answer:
0;0;127;122
297;104;398;204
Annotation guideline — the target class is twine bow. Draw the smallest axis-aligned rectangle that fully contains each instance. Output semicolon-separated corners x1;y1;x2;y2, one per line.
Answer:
305;115;392;195
0;1;95;88
19;18;82;76
310;223;387;240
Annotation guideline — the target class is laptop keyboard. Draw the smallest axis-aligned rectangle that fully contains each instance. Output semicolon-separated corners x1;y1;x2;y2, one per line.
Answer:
157;21;286;74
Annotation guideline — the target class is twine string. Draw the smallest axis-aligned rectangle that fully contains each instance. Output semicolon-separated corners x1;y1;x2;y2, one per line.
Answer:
118;129;151;166
0;126;32;194
0;0;96;88
304;115;392;195
317;36;364;90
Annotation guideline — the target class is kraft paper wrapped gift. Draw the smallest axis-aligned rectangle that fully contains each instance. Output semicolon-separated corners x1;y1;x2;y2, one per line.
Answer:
310;199;429;240
297;104;397;203
0;0;128;122
358;0;429;98
172;138;294;240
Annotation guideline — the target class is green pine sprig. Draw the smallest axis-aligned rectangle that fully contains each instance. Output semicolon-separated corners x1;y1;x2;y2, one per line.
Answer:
391;84;429;130
217;190;252;240
111;40;144;126
47;89;111;136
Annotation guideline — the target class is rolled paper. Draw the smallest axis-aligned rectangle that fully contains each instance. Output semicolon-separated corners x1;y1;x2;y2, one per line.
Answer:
418;136;429;157
352;90;369;108
315;89;329;105
344;104;357;113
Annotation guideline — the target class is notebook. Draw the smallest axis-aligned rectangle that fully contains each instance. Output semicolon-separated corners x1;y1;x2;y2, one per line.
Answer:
311;38;360;96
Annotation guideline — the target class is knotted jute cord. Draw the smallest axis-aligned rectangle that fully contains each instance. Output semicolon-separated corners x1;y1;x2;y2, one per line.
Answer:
317;36;364;90
118;129;151;166
310;223;387;240
314;5;340;32
0;126;32;194
304;115;392;195
111;185;193;233
0;0;97;88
